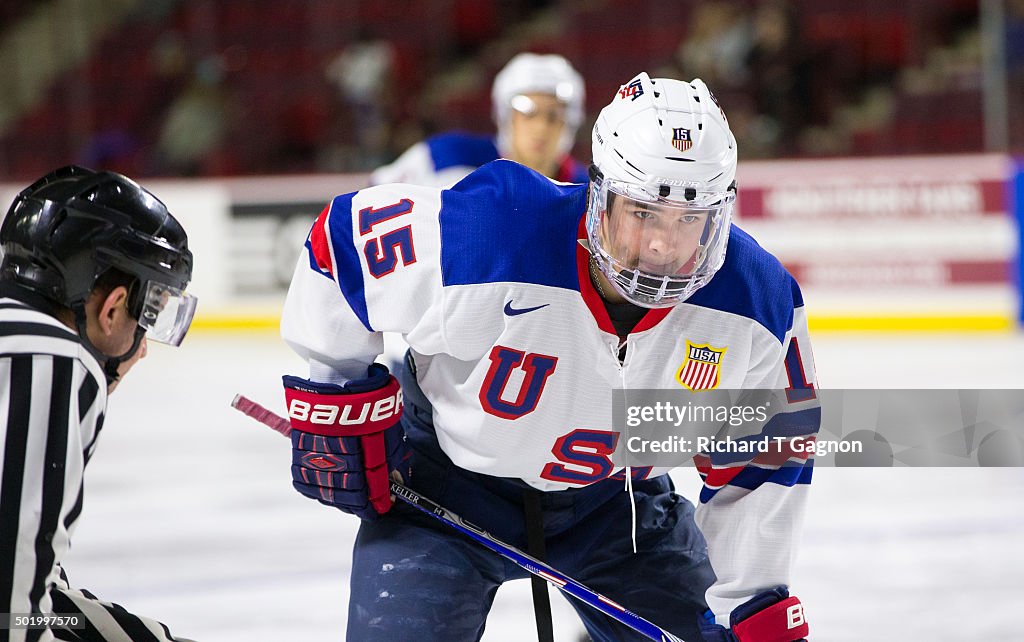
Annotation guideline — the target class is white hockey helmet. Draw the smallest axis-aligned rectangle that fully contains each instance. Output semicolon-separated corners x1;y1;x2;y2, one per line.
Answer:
587;72;737;308
492;53;585;158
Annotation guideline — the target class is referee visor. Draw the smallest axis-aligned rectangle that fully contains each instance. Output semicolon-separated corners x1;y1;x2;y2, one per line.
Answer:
137;281;197;346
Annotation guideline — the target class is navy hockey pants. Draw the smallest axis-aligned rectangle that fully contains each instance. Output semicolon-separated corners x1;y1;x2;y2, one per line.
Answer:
346;368;716;641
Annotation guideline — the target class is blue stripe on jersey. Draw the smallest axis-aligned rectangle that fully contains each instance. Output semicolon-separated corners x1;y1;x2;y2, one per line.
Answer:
686;226;797;344
427;132;499;172
730;460;814;491
326;192;373;331
699;460;813;503
791;276;805;308
439;160;587;289
304;237;332;281
705;407;822;463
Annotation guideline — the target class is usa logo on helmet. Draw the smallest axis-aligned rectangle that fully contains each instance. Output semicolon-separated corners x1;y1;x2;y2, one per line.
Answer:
618;79;644;102
676;341;727;391
672;128;693;152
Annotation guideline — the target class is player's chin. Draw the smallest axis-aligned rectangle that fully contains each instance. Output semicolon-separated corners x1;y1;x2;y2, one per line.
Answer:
528;142;554;157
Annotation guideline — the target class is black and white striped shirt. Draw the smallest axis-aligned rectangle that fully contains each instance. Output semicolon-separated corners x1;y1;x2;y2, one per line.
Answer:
1;288;189;642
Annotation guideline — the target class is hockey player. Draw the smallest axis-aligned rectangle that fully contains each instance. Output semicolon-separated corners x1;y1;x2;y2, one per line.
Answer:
281;72;817;642
0;167;197;642
370;52;589;187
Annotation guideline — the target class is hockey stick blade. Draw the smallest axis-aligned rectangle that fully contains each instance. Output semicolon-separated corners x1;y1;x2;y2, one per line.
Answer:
230;394;686;642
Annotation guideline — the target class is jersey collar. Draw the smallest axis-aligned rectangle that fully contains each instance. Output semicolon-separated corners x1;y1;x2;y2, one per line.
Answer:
575;218;673;336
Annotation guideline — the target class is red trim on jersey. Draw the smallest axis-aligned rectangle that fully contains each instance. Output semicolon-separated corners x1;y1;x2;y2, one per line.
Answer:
576;219;677;336
702;466;744;488
576;220;617;335
556;156;585;183
631;306;673;334
309;205;335;277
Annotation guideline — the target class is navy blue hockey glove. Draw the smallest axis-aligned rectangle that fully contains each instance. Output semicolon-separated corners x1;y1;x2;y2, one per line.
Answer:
699;587;808;642
283;363;409;520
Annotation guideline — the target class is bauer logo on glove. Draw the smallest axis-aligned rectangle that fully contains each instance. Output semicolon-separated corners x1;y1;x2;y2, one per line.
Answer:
286;385;403;433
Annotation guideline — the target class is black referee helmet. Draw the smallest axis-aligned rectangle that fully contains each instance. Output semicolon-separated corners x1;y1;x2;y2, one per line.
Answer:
0;165;193;324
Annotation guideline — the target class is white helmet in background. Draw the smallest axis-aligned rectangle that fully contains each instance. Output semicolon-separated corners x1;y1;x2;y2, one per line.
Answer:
492;53;585;158
587;72;737;308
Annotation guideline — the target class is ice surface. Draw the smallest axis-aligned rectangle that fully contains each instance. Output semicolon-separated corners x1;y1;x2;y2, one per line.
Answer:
61;332;1024;641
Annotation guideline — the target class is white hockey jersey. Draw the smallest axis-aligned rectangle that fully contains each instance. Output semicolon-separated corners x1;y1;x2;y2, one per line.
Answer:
281;160;819;624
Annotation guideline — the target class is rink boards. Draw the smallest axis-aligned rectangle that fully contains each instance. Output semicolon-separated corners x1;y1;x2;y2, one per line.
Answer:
1;153;1021;331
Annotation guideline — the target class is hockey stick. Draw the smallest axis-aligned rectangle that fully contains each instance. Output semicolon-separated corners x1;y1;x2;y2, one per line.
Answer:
230;394;687;642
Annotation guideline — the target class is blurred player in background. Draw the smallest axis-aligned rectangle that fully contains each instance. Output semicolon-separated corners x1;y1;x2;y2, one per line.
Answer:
374;52;589;374
281;73;817;641
0;167;197;642
371;52;589;187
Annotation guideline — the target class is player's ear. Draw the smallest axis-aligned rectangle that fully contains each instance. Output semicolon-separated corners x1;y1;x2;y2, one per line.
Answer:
95;285;131;336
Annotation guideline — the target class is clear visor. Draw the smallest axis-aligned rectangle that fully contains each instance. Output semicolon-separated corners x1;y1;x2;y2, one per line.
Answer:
508;94;569;123
587;178;735;307
137;281;197;346
606;178;734;209
599;181;734;279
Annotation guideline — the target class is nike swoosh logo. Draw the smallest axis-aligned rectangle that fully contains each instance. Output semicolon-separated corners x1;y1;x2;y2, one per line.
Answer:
503;301;550;316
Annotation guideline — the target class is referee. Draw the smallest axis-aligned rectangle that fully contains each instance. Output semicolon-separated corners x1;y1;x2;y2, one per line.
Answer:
1;167;197;642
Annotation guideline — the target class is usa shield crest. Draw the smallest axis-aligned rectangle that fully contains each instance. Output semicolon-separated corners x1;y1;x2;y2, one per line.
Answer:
672;127;693;152
676;341;727;391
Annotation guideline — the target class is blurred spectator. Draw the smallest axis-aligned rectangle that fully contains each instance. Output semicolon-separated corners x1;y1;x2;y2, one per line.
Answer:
77;129;143;176
744;0;817;156
1007;0;1024;151
1008;0;1024;66
279;98;330;173
451;0;500;58
155;55;233;176
325;29;397;169
0;0;994;176
676;2;752;88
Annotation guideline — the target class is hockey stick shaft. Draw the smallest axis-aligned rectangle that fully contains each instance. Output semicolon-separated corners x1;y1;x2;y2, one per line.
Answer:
230;394;685;642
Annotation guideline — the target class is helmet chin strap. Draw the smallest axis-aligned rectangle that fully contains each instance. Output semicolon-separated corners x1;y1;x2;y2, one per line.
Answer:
73;304;148;386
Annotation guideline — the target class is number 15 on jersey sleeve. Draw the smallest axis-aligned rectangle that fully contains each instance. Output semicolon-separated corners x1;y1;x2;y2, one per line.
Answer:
358;198;418;279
